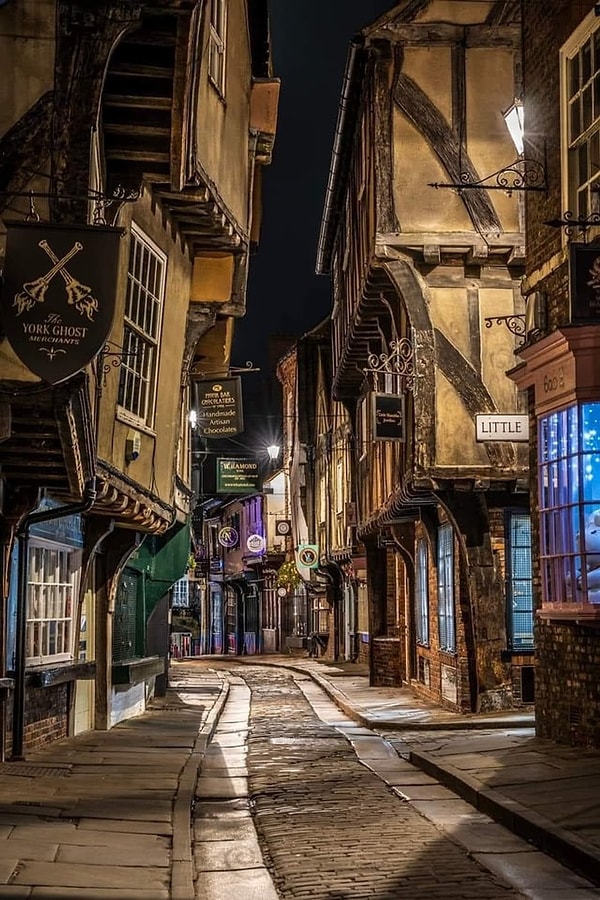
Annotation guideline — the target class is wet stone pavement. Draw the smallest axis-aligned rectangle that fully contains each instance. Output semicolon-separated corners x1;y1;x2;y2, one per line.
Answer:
195;664;530;900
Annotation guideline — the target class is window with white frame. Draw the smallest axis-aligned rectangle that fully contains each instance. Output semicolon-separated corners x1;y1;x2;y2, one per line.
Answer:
118;225;166;426
172;576;190;609
208;0;227;95
437;523;456;652
26;542;81;665
564;17;600;218
415;538;429;646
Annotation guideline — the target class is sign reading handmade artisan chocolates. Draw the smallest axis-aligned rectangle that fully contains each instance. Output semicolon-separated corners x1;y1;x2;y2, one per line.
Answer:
216;458;260;494
193;376;243;438
1;222;122;383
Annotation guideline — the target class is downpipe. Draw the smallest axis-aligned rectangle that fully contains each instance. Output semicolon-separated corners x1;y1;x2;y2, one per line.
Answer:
11;478;97;760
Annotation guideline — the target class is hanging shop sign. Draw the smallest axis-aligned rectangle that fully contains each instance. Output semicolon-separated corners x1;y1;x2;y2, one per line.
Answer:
192;376;243;438
218;526;239;549
570;243;600;321
246;533;266;553
296;544;319;568
372;392;405;441
1;222;122;384
216;457;260;494
275;519;292;536
475;414;529;442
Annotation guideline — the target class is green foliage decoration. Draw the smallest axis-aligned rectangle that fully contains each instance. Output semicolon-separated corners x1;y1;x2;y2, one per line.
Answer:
276;559;301;589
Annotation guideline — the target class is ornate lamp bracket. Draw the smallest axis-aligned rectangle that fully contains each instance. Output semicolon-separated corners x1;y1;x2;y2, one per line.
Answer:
363;338;415;392
429;156;547;195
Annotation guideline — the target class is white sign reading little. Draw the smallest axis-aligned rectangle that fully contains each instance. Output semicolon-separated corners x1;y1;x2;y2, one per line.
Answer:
476;414;529;442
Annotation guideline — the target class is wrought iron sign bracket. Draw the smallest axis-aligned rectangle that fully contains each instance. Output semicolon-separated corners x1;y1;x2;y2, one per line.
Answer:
0;187;140;226
99;341;139;385
363;338;415;392
483;314;526;346
544;211;600;241
429;156;547;196
190;360;260;378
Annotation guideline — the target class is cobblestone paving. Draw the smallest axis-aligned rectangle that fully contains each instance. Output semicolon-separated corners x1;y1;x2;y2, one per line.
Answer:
237;665;526;900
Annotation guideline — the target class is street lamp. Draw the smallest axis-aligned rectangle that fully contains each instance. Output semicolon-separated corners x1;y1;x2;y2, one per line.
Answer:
267;444;280;463
503;99;524;156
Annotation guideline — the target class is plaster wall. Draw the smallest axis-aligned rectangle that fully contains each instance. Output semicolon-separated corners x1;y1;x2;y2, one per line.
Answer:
0;0;55;134
194;0;252;231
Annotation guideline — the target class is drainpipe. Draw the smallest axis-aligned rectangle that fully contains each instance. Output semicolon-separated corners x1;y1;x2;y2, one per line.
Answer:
11;478;97;760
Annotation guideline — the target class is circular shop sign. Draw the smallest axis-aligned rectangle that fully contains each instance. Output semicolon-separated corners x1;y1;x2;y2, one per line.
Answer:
275;520;291;536
298;545;318;567
218;526;239;549
246;533;266;553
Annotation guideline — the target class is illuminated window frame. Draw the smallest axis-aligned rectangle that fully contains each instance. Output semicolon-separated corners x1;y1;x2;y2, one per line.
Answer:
539;402;600;619
437;523;456;653
506;511;533;650
415;538;429;646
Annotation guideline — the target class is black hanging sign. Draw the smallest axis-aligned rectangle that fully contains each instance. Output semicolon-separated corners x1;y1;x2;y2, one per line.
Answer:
570;243;600;321
1;222;122;384
192;376;244;438
372;392;405;441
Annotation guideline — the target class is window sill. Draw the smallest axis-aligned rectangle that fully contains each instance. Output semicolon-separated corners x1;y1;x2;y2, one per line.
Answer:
538;605;600;626
24;661;96;688
112;655;165;686
501;648;535;661
116;407;156;437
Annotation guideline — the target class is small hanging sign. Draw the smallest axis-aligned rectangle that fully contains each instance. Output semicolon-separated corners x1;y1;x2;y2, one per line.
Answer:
372;393;405;441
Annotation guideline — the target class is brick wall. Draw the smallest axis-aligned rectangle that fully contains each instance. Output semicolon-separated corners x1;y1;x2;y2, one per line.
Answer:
536;620;600;747
6;683;70;755
371;637;402;686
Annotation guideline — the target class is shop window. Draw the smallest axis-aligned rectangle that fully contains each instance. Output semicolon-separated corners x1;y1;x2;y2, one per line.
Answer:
208;0;227;96
118;224;166;426
437;523;456;652
563;14;600;218
539;402;600;618
26;542;81;666
415;538;429;646
506;512;534;649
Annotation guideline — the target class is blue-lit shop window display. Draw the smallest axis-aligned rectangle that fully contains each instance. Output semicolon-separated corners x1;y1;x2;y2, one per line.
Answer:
539;402;600;617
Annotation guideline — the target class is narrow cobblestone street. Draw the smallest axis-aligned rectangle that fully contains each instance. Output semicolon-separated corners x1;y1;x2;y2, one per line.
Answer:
193;663;599;900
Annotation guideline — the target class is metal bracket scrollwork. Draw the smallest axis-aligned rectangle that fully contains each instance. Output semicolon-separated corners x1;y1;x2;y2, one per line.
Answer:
429;157;547;195
92;185;140;226
484;314;526;347
98;341;139;385
364;338;415;392
189;360;260;378
544;211;600;240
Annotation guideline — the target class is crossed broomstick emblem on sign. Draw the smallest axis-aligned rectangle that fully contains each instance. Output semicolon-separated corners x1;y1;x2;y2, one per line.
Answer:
13;240;98;320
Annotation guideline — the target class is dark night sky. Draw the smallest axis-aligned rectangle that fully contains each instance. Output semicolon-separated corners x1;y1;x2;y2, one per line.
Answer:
233;0;393;439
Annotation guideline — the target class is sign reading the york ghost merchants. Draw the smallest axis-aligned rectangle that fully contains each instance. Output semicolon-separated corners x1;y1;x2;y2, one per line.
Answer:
570;243;600;321
193;377;243;438
216;458;260;494
2;222;122;383
372;393;405;441
476;414;529;442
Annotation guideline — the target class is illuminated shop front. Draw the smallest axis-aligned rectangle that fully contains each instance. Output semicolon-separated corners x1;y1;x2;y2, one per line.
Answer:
511;326;600;621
